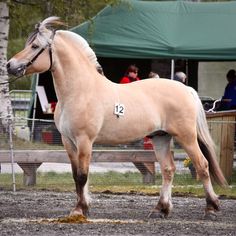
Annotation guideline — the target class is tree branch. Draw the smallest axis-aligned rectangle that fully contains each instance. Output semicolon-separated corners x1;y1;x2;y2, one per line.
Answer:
12;0;37;6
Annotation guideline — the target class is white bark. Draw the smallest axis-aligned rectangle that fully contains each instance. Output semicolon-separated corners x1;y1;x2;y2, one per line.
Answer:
0;2;12;129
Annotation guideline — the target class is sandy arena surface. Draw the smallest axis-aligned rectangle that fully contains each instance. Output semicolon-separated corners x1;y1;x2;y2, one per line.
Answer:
0;190;235;236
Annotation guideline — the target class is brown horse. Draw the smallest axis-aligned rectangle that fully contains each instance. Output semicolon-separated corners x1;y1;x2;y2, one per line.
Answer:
7;17;227;219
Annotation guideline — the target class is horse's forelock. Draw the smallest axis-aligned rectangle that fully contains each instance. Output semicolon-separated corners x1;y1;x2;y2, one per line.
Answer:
25;31;38;47
38;16;63;31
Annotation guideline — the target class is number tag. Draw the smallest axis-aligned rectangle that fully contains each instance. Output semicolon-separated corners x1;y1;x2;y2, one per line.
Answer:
114;103;125;117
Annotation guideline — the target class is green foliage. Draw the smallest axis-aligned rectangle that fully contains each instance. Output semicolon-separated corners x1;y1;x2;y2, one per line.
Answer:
9;77;31;90
9;1;42;40
8;0;116;40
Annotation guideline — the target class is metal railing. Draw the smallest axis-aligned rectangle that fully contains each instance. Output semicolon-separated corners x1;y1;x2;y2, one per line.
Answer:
10;90;32;126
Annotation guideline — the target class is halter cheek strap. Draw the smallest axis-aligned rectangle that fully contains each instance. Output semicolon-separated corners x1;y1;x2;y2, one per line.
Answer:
25;45;53;71
48;45;53;71
25;47;45;68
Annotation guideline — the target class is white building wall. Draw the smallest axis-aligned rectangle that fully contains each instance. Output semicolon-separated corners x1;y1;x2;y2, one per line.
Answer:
198;61;236;99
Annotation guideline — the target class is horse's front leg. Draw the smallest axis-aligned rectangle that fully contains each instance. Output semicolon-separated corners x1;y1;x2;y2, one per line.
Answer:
62;136;92;217
148;135;176;219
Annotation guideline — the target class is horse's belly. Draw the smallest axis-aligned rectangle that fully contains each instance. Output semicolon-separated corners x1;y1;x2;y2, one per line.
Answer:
95;116;162;144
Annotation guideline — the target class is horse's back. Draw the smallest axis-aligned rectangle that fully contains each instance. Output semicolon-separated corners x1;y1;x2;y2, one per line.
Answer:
116;78;197;112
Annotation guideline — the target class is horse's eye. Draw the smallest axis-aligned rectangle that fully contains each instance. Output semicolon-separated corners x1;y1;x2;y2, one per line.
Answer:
31;44;39;49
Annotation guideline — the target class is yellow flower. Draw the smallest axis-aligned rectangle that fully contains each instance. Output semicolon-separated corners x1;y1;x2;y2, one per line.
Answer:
183;157;192;168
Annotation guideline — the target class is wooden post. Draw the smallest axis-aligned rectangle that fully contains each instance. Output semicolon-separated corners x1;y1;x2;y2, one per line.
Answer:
133;162;155;184
18;163;42;186
206;110;236;182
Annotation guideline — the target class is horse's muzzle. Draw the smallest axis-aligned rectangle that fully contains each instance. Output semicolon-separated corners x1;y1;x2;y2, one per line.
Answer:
6;61;26;77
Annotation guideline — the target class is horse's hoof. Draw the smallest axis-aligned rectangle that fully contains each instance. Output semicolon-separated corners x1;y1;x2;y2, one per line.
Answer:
204;211;217;221
69;208;84;217
70;207;89;217
148;210;167;219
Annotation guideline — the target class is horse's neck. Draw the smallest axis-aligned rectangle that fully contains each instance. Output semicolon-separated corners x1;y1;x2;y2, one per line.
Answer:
51;34;97;103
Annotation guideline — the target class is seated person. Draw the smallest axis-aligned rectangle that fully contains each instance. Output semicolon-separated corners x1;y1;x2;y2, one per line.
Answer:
120;65;140;83
218;69;236;110
148;71;160;79
173;71;187;84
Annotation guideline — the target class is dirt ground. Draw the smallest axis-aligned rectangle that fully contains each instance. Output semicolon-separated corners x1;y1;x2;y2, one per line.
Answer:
0;190;235;236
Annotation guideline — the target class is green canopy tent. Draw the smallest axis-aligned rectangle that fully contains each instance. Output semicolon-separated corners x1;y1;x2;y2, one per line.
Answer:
72;0;236;60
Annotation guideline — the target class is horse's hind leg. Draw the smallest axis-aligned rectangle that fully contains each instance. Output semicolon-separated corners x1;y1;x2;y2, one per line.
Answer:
62;135;92;217
148;134;176;219
175;135;219;219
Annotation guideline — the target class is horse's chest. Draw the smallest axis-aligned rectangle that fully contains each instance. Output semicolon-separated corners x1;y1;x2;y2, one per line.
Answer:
57;112;74;138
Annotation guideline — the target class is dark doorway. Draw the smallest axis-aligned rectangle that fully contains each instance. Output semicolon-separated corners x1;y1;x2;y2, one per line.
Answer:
98;57;152;83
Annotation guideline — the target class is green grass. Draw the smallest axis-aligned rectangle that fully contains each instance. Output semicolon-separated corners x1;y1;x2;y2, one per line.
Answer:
1;170;235;198
0;133;64;150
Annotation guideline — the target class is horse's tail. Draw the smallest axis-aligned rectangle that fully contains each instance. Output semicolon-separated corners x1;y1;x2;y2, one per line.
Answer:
190;88;228;186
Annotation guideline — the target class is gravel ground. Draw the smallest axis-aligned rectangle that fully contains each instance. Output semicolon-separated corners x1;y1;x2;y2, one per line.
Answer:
0;190;235;236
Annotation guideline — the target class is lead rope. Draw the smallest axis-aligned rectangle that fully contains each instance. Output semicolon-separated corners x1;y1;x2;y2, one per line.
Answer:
0;74;25;85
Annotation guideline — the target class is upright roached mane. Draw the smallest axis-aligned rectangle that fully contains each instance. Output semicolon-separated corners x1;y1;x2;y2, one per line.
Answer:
7;16;227;221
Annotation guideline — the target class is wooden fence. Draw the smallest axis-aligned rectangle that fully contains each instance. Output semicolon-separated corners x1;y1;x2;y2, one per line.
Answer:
206;111;236;181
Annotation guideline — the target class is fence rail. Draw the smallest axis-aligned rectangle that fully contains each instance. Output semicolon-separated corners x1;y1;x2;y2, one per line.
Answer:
0;150;158;163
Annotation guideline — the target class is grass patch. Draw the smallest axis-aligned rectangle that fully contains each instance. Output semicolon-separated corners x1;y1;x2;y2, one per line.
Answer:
0;134;64;150
1;170;235;198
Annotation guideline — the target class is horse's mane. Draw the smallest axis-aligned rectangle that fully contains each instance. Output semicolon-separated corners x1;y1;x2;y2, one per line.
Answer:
58;30;100;69
26;16;102;71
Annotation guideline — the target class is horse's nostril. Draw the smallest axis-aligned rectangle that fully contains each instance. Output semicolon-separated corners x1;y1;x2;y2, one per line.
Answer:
6;62;10;69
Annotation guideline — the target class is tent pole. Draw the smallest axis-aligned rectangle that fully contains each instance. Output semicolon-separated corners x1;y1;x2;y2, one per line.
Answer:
171;59;175;79
186;59;188;85
30;73;39;141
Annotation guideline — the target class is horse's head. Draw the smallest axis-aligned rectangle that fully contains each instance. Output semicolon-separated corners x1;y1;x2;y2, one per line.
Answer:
7;16;63;77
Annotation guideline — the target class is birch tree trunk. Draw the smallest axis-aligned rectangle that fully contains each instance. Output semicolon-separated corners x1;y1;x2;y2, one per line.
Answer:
0;2;13;130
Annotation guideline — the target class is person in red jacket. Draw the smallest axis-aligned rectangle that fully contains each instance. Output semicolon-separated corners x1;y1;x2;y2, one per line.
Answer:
120;64;140;84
